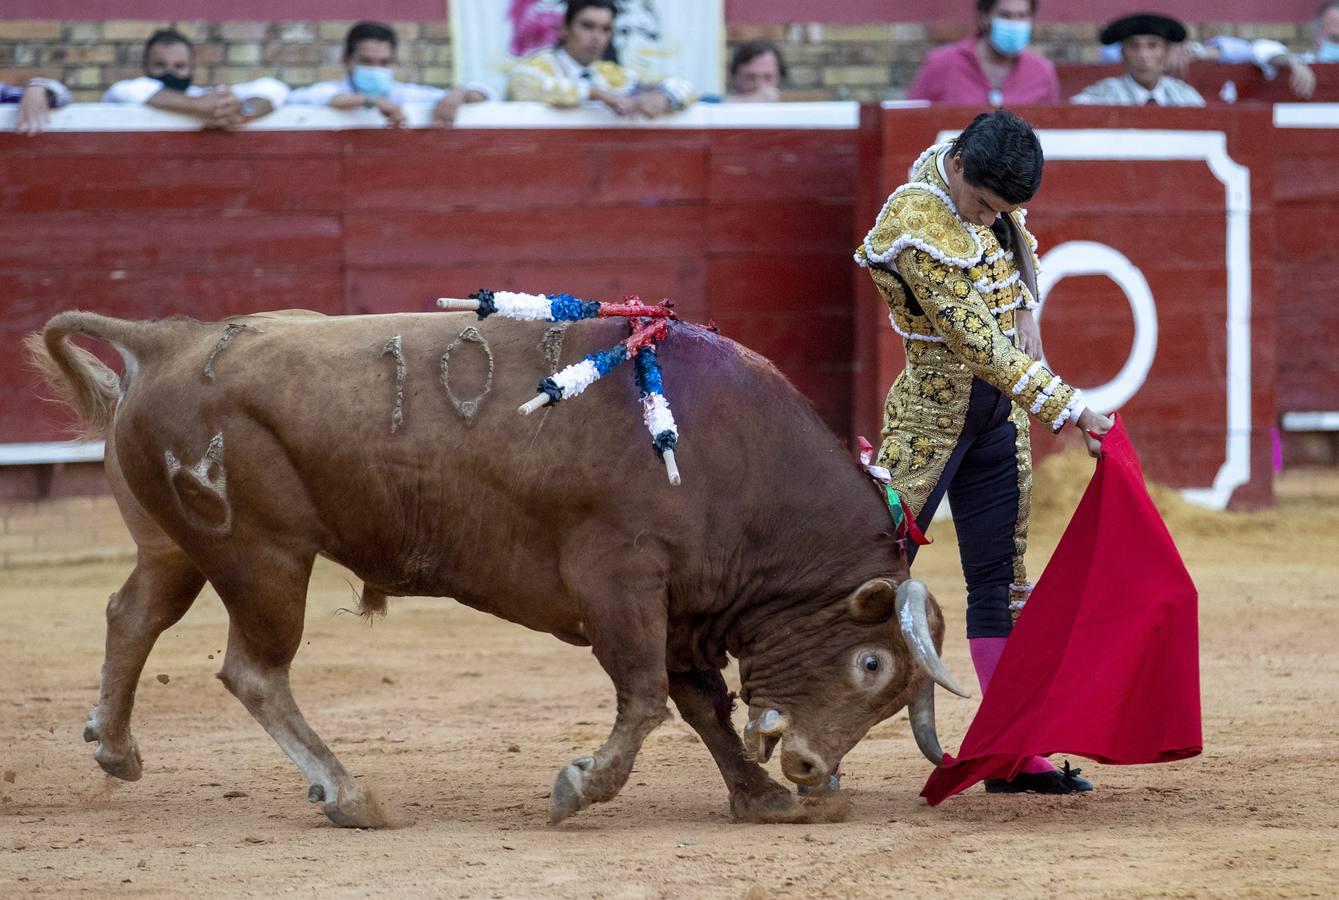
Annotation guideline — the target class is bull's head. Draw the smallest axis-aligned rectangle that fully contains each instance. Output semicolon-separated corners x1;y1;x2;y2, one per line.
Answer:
738;578;967;788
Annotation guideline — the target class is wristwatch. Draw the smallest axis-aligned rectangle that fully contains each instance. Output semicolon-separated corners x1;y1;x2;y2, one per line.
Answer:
241;99;258;118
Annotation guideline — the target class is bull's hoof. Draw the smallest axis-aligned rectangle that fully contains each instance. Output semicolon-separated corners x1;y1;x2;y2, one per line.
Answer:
549;756;595;825
731;781;852;824
730;782;807;824
322;785;388;829
94;739;143;782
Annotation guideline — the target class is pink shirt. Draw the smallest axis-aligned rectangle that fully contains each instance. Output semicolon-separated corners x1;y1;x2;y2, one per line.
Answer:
907;38;1060;106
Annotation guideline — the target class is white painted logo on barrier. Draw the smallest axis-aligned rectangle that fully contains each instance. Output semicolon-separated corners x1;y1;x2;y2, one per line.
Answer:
1035;240;1158;414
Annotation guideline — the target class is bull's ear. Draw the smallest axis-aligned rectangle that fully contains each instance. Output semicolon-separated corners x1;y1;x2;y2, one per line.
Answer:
847;578;898;623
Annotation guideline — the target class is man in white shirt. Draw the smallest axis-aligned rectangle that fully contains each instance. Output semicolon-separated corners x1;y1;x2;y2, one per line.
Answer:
1072;13;1205;107
287;21;490;127
102;29;288;128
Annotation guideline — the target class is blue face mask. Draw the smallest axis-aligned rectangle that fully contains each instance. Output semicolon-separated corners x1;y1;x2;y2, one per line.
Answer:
990;17;1032;56
1318;40;1339;63
351;65;394;98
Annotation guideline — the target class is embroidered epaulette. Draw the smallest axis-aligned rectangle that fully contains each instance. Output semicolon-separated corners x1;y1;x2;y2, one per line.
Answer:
517;51;559;76
855;184;982;272
592;60;632;89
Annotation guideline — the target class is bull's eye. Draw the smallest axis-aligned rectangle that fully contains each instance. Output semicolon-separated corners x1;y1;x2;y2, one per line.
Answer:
863;655;880;673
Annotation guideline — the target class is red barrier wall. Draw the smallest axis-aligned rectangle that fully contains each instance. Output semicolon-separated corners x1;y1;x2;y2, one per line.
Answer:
6;105;1336;505
1273;121;1339;418
0;125;858;448
853;105;1277;508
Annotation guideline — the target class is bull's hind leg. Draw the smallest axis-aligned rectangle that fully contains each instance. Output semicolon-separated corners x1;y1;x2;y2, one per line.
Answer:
211;555;384;828
85;545;206;781
667;669;807;824
550;537;672;824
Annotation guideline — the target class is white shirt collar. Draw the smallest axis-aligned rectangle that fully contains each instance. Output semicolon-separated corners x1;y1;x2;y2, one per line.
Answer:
1122;74;1171;105
935;144;950;185
933;145;974;227
555;47;595;80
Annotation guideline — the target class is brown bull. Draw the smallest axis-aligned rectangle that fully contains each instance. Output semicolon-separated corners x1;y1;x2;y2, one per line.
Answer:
28;309;967;827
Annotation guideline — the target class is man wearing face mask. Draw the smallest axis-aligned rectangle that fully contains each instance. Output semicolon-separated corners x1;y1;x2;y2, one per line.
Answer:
1314;1;1339;63
102;29;288;129
508;0;695;117
855;111;1111;794
288;22;491;127
907;0;1060;107
1072;14;1204;106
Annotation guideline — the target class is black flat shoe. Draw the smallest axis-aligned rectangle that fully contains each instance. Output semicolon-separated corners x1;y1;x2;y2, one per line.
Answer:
985;761;1094;794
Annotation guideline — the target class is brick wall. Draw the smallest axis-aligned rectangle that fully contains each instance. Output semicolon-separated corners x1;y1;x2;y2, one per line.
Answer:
0;495;133;567
0;18;1324;103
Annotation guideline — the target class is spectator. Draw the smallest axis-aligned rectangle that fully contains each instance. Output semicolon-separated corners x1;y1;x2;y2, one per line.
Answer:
906;0;1060;107
1184;2;1339;100
3;78;70;135
102;29;288;129
1320;0;1339;60
728;41;786;102
1072;13;1204;106
287;21;489;127
508;0;695;117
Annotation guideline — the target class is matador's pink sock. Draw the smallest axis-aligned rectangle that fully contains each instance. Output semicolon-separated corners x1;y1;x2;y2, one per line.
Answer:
969;637;1057;776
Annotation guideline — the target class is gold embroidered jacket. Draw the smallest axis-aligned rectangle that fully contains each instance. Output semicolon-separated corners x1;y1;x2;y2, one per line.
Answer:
507;48;695;110
856;144;1086;613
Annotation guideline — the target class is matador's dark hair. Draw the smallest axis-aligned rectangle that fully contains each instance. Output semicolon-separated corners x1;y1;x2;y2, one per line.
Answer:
949;109;1044;205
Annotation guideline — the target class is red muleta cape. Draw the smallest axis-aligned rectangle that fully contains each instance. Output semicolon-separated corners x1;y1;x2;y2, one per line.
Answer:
921;415;1202;805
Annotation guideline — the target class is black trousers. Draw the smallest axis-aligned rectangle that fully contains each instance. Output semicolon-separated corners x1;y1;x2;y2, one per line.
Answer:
906;379;1021;639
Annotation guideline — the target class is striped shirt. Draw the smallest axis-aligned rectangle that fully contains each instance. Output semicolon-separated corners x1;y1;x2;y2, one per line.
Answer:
1071;74;1205;107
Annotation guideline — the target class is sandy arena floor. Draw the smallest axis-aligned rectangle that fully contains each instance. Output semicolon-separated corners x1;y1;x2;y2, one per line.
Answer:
2;458;1337;899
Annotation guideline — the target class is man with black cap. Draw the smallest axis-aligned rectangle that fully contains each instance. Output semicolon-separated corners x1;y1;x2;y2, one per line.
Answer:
1072;12;1205;106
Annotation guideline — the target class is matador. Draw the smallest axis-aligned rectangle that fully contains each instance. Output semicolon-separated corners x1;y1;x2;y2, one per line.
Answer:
856;110;1110;794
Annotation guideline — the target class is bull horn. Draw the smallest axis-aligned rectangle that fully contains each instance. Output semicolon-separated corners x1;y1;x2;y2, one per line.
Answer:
909;673;944;765
757;709;788;736
742;708;788;762
896;579;971;699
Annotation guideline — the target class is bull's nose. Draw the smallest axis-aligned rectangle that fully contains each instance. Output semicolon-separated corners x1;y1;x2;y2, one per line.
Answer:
780;744;828;787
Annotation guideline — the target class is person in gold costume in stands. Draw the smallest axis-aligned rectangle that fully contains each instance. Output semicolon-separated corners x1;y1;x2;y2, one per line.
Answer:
507;0;694;117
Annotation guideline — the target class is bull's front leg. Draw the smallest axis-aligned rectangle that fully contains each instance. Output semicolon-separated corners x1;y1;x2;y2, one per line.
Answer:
667;669;807;824
550;537;671;825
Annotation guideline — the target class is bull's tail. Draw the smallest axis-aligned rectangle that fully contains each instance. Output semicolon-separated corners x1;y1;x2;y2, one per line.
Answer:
24;311;166;439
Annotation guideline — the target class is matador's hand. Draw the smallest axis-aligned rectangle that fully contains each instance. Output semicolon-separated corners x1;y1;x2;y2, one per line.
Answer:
1015;308;1044;359
1078;408;1112;459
